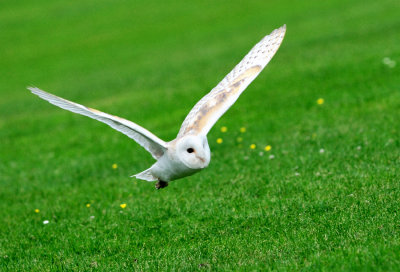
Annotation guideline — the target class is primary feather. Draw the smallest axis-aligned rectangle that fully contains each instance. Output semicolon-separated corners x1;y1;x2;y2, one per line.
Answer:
28;87;167;159
178;25;286;137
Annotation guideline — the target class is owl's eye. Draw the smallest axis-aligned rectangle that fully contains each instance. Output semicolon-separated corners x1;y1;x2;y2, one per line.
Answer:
187;148;194;153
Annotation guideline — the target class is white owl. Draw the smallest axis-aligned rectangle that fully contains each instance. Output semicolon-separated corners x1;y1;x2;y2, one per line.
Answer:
29;25;286;189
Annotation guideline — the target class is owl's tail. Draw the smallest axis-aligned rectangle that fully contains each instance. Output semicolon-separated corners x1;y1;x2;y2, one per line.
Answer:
131;168;157;182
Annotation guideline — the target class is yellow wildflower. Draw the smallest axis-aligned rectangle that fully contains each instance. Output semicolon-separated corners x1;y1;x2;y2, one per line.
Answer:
250;144;256;149
216;138;223;144
264;145;271;151
112;163;118;169
34;209;40;213
120;203;127;209
317;98;324;105
86;204;91;208
240;127;246;133
220;126;227;133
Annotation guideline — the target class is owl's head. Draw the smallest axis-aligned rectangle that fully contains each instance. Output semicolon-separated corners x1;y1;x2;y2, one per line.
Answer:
175;135;210;169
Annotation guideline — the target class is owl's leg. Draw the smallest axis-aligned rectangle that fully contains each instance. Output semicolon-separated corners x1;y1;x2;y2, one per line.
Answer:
155;180;168;189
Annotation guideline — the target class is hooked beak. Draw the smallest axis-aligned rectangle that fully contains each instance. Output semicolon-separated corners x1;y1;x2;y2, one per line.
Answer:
197;156;206;164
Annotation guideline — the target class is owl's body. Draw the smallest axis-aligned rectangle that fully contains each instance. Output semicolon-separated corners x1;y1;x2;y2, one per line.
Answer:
138;135;210;185
29;25;286;189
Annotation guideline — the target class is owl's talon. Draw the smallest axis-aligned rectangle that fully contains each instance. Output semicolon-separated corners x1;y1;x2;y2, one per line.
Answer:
155;180;168;189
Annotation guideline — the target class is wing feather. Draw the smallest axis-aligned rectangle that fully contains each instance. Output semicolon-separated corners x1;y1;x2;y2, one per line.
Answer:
178;25;286;137
29;87;167;159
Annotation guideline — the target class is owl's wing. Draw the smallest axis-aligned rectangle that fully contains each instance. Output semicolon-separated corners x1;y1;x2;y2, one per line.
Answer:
178;25;286;137
29;87;167;159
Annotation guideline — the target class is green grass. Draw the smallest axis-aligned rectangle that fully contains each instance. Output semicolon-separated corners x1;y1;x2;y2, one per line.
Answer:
1;0;400;270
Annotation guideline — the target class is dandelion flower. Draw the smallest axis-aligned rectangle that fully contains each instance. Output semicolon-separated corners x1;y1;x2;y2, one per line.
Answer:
264;145;271;151
240;127;246;133
34;209;40;213
86;203;91;208
250;144;256;149
216;138;223;144
317;98;324;105
220;126;227;133
112;163;118;169
120;203;127;209
43;220;49;224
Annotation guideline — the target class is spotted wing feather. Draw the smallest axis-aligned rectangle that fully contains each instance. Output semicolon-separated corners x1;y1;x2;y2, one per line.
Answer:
178;25;286;137
29;87;167;159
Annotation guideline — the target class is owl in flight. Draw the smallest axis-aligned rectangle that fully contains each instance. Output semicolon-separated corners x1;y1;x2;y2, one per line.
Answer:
29;25;286;189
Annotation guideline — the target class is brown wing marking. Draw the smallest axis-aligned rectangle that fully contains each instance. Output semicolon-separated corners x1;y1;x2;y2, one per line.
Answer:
88;107;124;122
88;107;102;114
182;65;261;135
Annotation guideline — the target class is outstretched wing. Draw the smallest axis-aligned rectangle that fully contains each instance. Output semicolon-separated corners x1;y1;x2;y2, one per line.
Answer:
178;25;286;137
29;87;167;159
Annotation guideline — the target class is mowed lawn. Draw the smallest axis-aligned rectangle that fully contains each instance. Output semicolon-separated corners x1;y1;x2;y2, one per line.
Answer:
1;0;399;270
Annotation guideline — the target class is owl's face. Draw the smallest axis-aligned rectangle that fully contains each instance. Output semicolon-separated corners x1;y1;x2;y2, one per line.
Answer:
175;135;210;169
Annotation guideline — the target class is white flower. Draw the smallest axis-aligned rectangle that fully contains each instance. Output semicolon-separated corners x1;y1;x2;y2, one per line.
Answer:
269;155;275;160
382;57;391;64
259;152;264;156
43;220;49;224
319;149;325;154
382;57;396;68
90;216;95;219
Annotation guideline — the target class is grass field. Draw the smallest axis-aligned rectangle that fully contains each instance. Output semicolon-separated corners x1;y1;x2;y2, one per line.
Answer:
1;0;400;270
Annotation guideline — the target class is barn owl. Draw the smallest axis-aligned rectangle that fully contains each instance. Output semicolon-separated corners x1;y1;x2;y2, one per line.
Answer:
29;25;286;189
